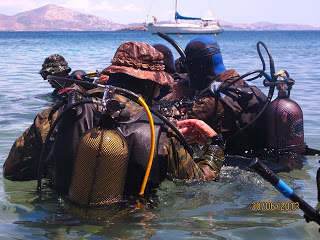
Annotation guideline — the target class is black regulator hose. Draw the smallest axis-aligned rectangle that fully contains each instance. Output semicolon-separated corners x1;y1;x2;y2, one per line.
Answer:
47;75;104;89
111;87;194;157
213;69;265;94
50;79;65;91
148;107;193;156
157;31;186;59
48;76;194;157
257;41;275;77
213;41;277;141
37;99;95;192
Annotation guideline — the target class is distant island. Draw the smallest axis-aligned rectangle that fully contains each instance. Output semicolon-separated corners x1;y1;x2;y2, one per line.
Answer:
0;4;319;31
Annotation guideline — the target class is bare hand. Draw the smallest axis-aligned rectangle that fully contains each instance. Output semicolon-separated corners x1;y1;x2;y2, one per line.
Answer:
176;119;217;145
100;74;109;84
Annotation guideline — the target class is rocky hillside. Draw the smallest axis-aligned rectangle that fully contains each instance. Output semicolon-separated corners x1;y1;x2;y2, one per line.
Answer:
0;4;126;31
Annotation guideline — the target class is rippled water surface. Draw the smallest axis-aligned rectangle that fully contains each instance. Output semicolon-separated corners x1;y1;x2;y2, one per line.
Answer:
1;31;320;239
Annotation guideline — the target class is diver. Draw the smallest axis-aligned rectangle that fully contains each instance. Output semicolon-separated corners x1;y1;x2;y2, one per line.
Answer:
165;36;268;157
39;54;72;100
51;41;224;206
3;41;224;208
3;66;98;182
152;43;189;102
92;41;224;199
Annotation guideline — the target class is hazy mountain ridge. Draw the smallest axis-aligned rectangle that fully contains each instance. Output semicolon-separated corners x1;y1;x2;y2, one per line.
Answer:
0;4;319;31
219;20;320;31
0;4;127;31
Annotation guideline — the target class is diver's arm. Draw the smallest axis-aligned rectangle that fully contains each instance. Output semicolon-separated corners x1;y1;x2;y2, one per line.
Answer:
165;119;224;181
3;107;54;181
164;136;224;181
3;123;42;181
194;141;224;181
177;119;224;180
186;97;223;131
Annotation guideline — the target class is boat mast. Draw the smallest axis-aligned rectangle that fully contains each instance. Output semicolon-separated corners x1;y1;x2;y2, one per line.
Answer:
175;0;178;23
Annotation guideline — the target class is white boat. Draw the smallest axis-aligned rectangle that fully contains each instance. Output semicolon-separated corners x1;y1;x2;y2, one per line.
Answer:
145;0;224;34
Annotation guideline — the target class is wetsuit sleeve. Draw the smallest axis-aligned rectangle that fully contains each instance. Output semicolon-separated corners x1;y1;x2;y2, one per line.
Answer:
187;97;224;131
164;133;224;181
3;107;54;181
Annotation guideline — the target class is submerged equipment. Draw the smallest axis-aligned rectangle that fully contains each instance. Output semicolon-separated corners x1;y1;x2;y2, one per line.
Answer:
250;158;320;230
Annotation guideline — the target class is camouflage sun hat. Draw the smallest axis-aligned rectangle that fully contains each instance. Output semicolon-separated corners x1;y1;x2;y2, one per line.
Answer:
101;41;173;85
39;54;71;76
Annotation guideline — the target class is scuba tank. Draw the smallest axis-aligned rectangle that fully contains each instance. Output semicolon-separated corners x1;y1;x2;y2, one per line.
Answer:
68;128;129;206
263;71;306;154
67;89;131;206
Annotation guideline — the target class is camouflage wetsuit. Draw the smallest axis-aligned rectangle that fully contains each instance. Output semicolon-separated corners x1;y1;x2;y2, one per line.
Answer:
3;106;58;181
116;94;224;182
187;69;244;134
3;84;90;181
3;90;224;183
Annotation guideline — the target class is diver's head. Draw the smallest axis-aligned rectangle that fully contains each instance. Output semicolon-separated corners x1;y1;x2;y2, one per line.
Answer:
64;69;94;88
185;36;226;91
69;69;94;83
101;41;173;105
175;57;187;74
39;54;71;88
152;43;176;74
70;70;86;79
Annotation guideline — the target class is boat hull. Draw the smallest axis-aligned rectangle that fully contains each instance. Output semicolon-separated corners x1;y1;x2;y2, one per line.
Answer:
146;24;224;34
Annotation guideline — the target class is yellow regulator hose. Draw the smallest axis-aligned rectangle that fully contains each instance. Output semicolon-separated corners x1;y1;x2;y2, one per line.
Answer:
137;97;155;196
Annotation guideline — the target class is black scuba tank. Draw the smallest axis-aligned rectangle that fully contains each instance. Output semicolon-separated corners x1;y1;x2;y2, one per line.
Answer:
264;90;305;153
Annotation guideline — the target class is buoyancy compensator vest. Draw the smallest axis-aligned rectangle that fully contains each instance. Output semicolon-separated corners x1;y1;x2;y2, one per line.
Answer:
47;91;101;194
201;81;268;155
117;110;167;196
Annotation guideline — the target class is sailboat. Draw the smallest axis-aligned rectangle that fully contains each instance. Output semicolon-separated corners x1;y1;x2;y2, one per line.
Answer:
145;0;224;34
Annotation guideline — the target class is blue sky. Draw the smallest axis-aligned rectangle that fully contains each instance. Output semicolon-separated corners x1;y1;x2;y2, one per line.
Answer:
1;0;319;27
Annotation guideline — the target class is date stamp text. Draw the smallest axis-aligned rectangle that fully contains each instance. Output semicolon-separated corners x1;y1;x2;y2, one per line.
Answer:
251;201;299;211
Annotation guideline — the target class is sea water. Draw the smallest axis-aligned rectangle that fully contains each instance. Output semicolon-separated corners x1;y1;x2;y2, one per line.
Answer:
0;30;320;239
